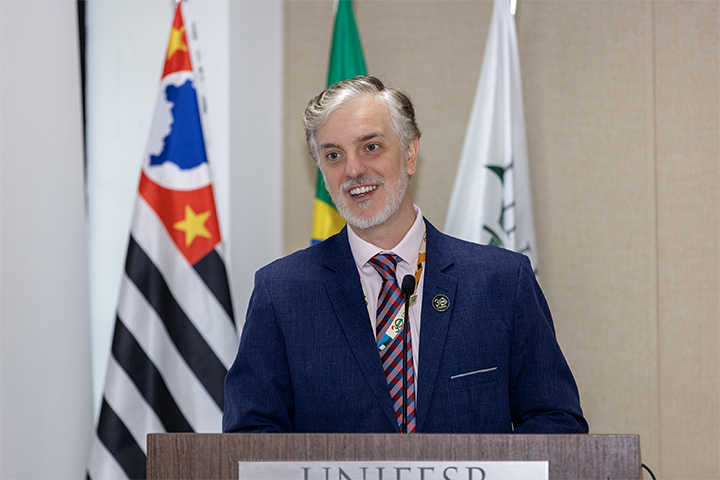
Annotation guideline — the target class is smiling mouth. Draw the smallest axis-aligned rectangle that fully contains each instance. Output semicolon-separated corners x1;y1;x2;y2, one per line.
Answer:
349;185;377;197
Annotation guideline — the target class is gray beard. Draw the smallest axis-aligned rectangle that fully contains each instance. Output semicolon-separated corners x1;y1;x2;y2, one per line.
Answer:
325;170;409;231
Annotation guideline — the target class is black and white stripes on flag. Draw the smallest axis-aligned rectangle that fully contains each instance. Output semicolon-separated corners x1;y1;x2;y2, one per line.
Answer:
87;3;238;479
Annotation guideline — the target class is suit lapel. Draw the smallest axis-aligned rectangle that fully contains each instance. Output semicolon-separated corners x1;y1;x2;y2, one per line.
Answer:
415;221;457;432
322;229;399;429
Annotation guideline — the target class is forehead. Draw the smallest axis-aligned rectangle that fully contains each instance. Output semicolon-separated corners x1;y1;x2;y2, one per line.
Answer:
317;94;395;145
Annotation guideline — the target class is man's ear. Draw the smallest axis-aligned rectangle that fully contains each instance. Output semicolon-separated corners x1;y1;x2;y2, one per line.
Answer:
405;137;419;175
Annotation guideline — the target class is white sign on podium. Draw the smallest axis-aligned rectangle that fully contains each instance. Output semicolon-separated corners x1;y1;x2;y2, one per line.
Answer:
238;460;548;480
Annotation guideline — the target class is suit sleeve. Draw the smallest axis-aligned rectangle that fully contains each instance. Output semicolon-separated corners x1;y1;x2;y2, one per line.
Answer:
222;269;295;432
509;257;589;433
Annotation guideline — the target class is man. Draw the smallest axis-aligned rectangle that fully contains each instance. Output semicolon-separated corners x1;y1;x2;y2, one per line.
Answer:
223;76;587;434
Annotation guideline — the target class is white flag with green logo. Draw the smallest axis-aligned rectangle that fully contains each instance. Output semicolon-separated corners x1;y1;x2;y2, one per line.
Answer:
445;0;537;273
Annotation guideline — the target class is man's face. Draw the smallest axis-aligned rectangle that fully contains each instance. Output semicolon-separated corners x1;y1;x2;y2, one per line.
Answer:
316;94;418;231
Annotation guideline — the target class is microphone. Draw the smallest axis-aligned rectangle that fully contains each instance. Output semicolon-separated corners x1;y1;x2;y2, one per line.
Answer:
400;274;415;433
401;275;415;298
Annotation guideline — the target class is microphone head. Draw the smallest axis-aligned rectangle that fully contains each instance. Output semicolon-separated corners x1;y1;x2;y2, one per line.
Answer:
401;274;416;297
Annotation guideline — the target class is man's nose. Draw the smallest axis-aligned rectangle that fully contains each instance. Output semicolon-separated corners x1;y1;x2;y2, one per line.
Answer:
345;152;367;178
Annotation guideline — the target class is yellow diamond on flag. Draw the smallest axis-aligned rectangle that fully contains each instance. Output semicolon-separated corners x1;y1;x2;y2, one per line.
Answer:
173;204;212;246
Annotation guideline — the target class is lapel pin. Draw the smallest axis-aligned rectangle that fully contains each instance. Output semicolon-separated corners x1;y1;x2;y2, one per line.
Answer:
432;294;450;312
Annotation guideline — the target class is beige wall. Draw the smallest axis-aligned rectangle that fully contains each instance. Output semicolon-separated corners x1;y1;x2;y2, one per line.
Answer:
284;0;720;477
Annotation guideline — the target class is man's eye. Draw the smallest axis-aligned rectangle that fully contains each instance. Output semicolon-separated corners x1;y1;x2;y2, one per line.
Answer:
367;144;379;152
327;152;340;160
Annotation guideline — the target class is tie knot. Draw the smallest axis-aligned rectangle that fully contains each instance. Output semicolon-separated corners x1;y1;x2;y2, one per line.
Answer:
369;253;400;283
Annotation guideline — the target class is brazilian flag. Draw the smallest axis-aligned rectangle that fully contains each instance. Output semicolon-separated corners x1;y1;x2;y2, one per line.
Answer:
311;0;367;244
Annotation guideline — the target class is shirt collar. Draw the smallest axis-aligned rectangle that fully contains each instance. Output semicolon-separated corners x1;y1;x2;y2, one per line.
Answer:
347;205;425;268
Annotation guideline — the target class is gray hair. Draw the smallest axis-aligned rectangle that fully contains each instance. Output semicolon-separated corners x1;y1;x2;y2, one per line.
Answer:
303;75;422;163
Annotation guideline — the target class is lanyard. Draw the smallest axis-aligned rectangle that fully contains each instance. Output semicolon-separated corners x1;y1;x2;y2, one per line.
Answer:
360;229;427;351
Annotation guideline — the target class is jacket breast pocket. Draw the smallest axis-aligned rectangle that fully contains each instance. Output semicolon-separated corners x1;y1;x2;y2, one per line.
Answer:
450;367;498;389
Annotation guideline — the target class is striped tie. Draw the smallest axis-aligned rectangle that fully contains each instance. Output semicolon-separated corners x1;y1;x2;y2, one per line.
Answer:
369;253;417;432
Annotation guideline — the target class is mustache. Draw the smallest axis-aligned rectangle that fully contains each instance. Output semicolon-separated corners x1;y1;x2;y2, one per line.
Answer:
340;176;386;192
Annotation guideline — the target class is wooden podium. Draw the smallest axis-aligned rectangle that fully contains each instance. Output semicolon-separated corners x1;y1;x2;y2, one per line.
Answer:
147;433;641;479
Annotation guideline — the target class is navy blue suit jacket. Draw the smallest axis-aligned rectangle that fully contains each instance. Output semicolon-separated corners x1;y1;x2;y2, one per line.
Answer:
223;220;587;433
